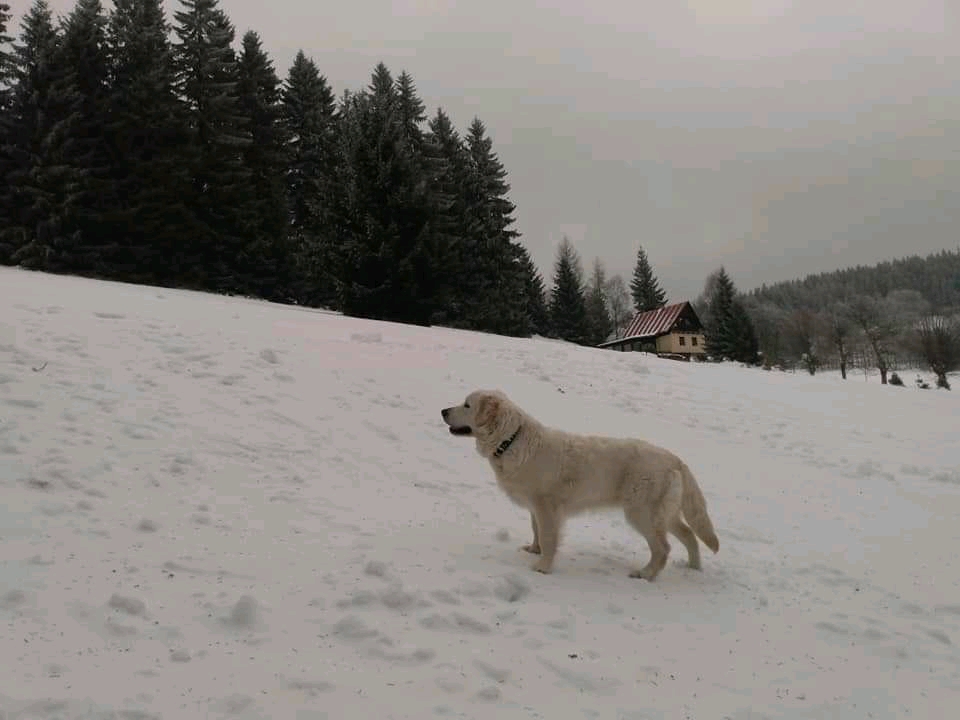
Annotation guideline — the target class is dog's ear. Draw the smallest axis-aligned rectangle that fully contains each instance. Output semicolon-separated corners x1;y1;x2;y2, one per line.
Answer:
476;393;501;429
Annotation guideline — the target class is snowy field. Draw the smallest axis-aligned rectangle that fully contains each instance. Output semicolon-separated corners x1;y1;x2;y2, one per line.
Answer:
1;266;959;720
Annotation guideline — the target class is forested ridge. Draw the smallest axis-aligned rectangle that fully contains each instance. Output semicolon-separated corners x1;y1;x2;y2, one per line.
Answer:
746;249;960;313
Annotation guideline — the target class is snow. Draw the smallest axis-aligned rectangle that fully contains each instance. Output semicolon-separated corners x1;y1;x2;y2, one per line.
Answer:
1;266;959;720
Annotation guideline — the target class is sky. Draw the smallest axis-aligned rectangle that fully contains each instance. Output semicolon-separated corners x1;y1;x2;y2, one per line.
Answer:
22;0;960;301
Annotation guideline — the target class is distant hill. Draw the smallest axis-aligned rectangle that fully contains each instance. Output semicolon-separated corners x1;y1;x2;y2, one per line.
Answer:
746;248;960;313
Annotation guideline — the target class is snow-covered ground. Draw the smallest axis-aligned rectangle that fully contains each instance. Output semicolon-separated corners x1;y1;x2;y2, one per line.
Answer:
1;266;958;720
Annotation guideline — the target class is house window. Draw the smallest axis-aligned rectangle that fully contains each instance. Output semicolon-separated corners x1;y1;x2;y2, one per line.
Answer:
692;336;698;347
679;336;686;346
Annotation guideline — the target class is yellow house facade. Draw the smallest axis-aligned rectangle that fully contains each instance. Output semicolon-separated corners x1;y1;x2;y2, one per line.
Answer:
655;330;706;355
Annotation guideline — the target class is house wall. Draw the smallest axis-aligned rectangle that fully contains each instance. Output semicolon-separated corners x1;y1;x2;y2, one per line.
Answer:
656;332;706;354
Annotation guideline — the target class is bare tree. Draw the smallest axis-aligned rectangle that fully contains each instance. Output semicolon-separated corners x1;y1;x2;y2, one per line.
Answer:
604;274;632;339
585;258;613;345
785;308;823;374
913;315;960;389
848;290;929;384
693;268;724;330
824;303;853;379
848;295;896;384
744;299;787;368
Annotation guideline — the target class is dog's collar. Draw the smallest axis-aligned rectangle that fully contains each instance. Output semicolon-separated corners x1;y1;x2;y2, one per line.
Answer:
493;426;521;458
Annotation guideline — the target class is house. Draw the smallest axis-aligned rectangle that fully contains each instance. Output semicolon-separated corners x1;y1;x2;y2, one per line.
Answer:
598;301;706;359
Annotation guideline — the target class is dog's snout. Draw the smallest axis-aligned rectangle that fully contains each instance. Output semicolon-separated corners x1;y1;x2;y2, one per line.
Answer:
441;407;450;419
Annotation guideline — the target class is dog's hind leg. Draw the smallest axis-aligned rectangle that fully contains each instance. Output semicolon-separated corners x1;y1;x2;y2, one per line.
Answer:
522;513;542;555
669;518;701;570
624;507;670;581
530;502;560;574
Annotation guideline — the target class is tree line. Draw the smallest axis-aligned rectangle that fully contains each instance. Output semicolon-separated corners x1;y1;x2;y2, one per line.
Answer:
6;1;949;381
0;0;557;335
740;248;960;388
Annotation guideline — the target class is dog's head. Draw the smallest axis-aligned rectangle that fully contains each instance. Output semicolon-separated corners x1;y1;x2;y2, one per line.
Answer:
441;389;517;442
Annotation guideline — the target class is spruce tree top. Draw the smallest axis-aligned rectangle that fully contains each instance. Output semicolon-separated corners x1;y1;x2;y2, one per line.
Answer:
631;245;667;313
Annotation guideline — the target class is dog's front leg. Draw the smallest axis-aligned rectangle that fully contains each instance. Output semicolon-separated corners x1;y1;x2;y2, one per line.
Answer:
522;513;541;554
530;501;559;574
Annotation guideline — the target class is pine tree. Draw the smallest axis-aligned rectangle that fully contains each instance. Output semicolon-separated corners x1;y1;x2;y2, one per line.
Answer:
0;3;11;88
585;258;613;345
549;237;589;344
42;0;113;272
703;266;759;363
0;3;12;120
426;108;533;336
395;70;426;144
280;50;338;306
394;71;449;325
331;64;436;323
459;116;527;335
0;1;15;256
424;107;468;324
9;0;115;271
329;88;380;316
630;245;667;312
236;30;289;300
173;0;252;290
367;61;393;106
726;299;760;364
703;267;735;359
516;244;550;336
105;0;193;283
2;0;64;268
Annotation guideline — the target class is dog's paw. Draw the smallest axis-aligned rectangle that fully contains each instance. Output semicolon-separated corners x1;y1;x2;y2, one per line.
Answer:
629;568;657;581
532;559;553;574
521;543;542;555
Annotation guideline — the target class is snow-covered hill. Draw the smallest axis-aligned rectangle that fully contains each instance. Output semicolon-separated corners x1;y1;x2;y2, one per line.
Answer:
1;267;958;719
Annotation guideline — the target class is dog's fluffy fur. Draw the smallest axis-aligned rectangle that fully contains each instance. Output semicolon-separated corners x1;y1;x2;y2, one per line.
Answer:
441;389;719;580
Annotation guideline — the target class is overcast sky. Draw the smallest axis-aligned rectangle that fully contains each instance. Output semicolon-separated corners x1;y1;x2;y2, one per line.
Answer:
27;0;960;300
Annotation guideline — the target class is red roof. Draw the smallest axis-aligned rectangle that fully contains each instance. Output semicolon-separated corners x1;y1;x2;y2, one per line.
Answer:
621;301;690;340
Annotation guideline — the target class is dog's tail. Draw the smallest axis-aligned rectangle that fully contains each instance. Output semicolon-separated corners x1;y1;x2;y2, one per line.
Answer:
678;464;719;553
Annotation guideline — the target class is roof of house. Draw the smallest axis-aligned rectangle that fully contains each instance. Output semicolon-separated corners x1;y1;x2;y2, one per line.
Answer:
615;301;698;342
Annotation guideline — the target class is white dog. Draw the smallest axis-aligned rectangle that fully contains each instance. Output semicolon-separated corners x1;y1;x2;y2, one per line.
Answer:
441;390;719;580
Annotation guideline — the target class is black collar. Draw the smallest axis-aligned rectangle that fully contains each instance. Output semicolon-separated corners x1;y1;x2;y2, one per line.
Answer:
493;426;521;458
